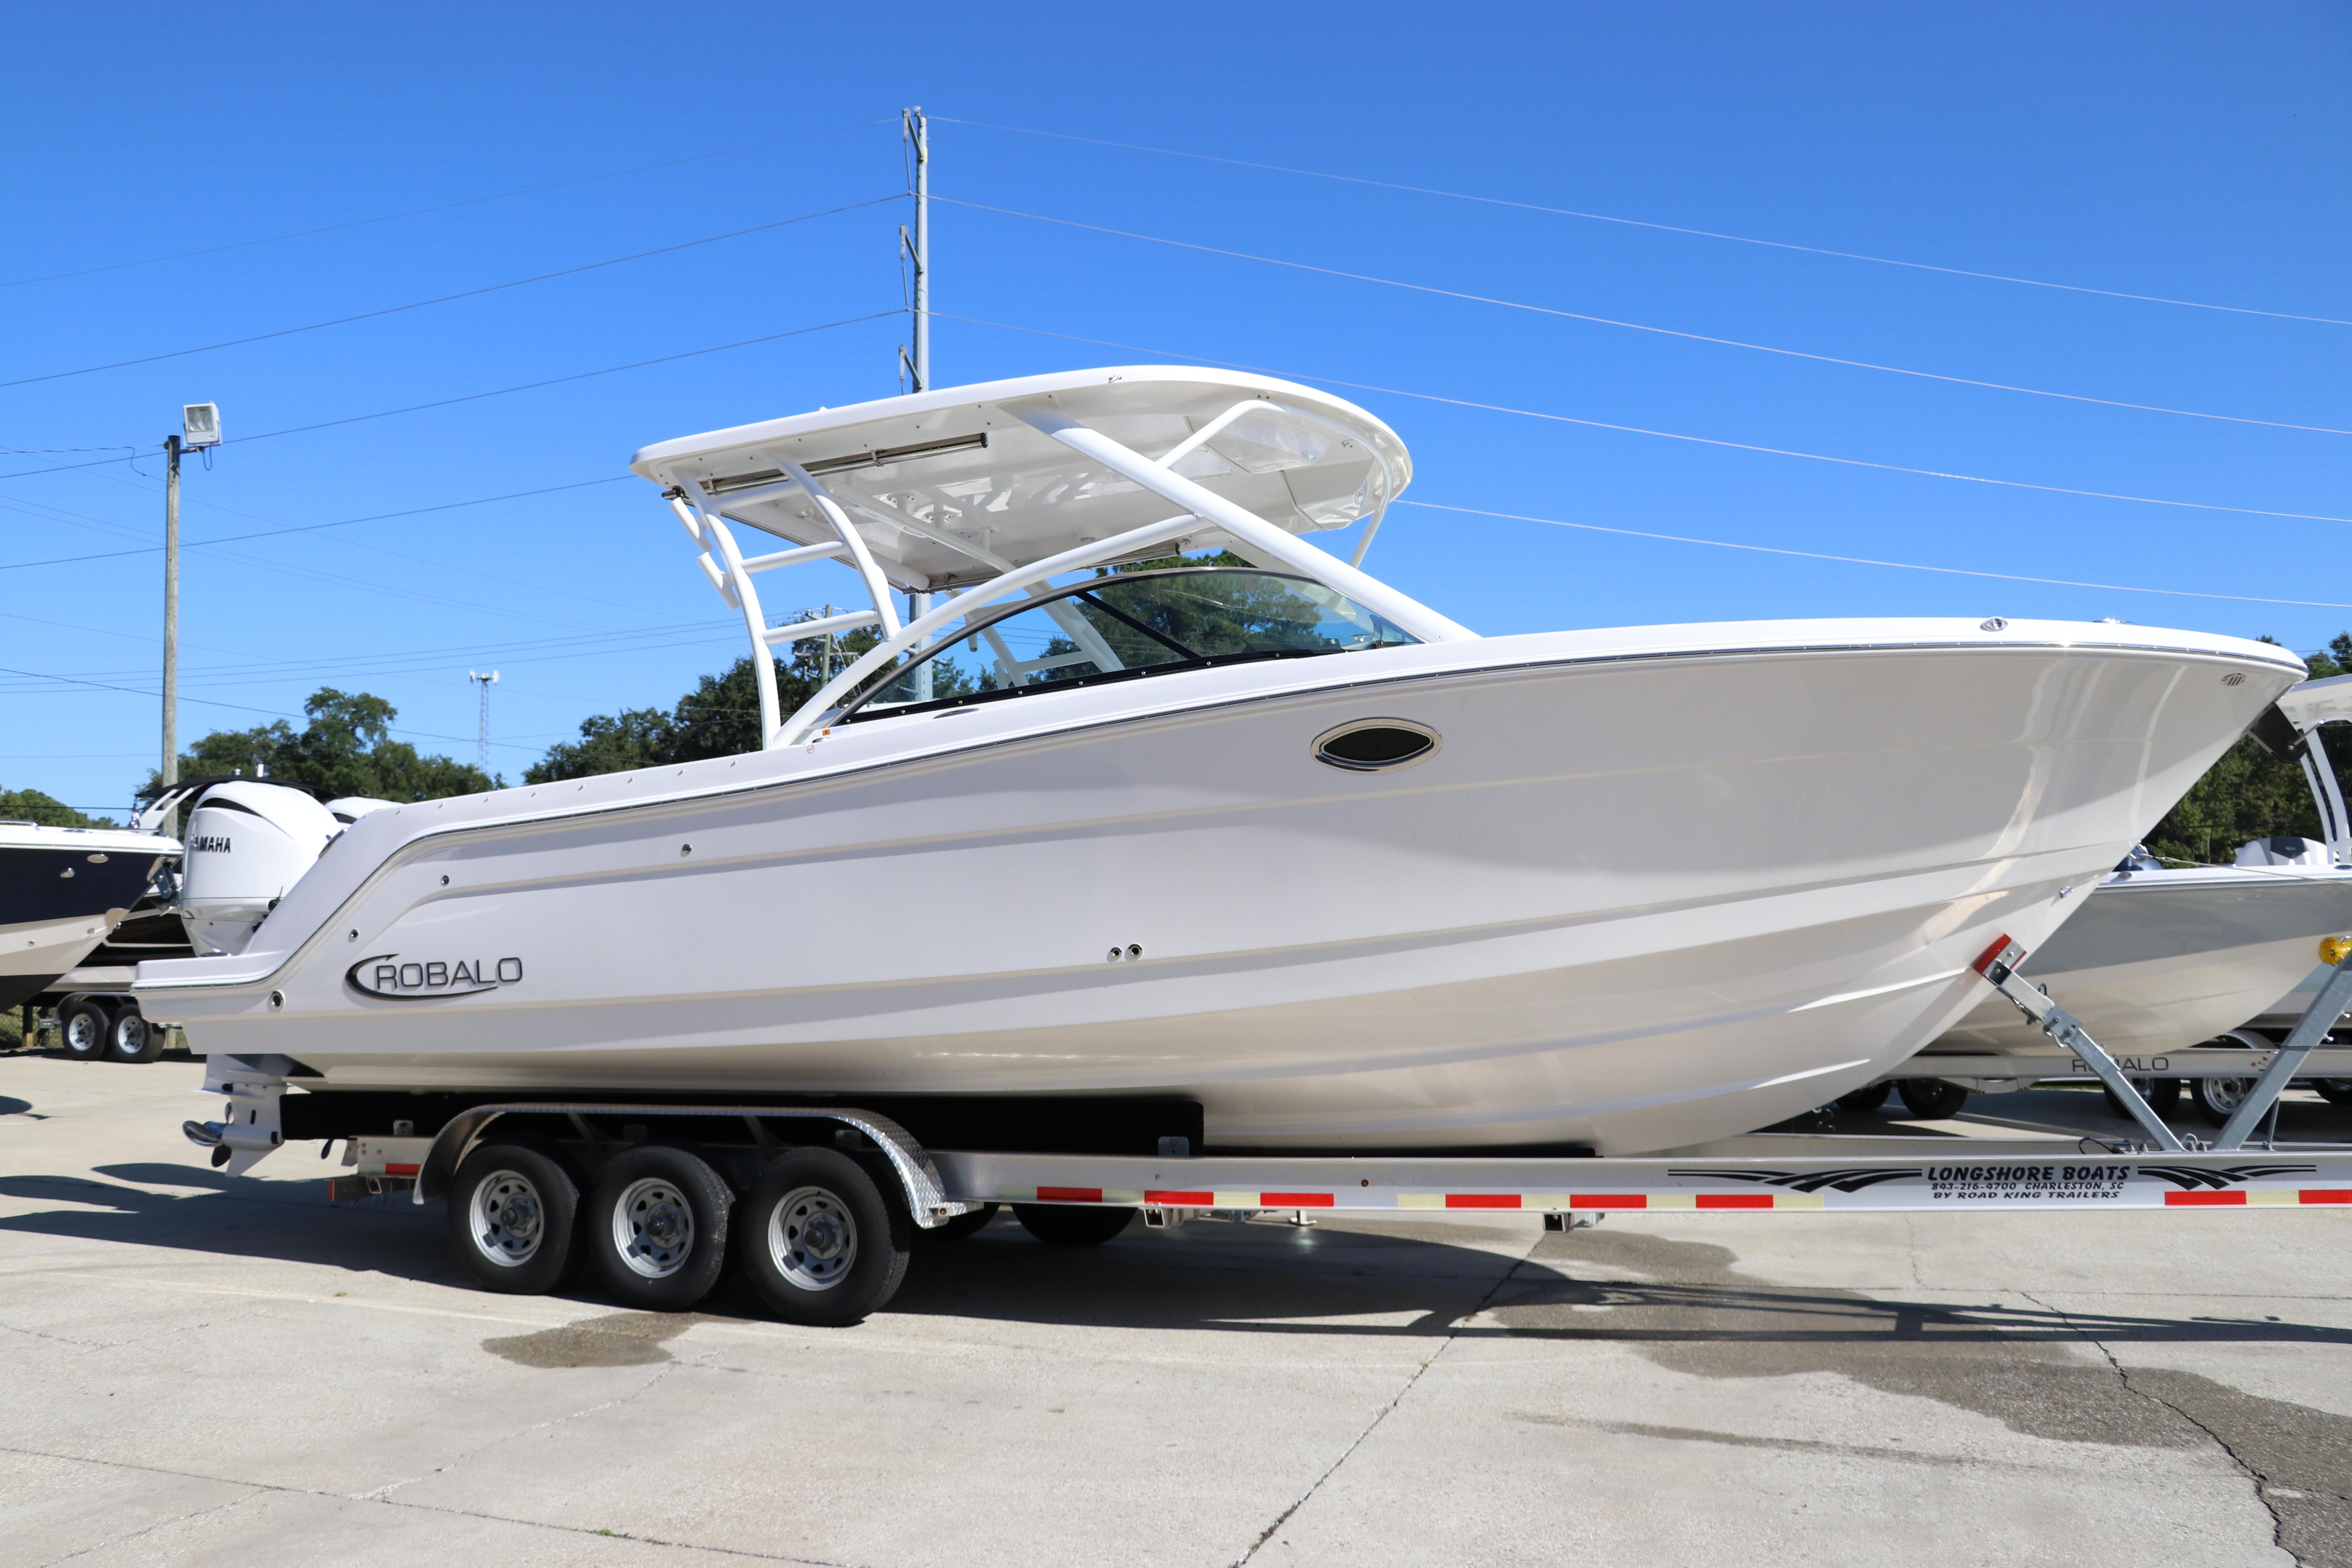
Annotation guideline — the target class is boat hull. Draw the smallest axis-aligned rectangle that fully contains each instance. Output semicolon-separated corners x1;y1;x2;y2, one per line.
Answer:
1916;868;2352;1061
0;837;174;1010
137;622;2296;1153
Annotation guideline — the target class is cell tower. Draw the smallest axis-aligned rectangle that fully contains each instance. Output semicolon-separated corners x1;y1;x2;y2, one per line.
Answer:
468;670;499;772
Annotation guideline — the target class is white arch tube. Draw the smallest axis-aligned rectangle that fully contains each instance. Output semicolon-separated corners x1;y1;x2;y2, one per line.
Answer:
1011;408;1474;644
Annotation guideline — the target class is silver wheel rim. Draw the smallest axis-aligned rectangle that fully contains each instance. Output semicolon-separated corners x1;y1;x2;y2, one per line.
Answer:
768;1185;857;1293
469;1170;545;1268
64;1011;99;1054
111;1016;146;1056
2209;1078;2250;1114
613;1177;695;1279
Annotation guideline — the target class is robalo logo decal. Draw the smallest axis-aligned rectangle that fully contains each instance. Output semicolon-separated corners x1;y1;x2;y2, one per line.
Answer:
347;953;523;999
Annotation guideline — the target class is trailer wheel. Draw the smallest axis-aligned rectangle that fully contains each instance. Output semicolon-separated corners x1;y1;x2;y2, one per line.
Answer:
2192;1076;2254;1128
59;998;107;1062
740;1148;910;1327
2101;1076;2180;1120
589;1145;733;1311
104;1007;162;1065
1013;1203;1138;1247
2317;1081;2352;1107
1835;1083;1891;1114
448;1141;581;1296
1896;1079;1969;1120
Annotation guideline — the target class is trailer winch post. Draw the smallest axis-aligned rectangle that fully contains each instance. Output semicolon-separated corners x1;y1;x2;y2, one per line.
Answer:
2213;948;2352;1150
1970;937;2187;1151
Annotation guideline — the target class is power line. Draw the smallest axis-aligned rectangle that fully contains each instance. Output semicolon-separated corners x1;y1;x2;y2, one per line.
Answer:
1397;501;2352;611
937;310;2352;527
0;194;900;391
227;310;899;447
0;305;897;483
931;115;2352;329
0;476;632;573
1;119;890;290
935;196;2352;437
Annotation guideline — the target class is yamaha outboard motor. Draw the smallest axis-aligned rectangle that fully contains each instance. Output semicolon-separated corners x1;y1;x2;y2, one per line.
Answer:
174;781;340;956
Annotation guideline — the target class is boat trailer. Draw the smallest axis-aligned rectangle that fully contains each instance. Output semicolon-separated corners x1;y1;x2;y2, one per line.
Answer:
260;933;2352;1228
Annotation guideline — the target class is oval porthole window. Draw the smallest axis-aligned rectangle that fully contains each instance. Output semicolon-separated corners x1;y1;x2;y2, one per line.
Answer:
1313;719;1440;772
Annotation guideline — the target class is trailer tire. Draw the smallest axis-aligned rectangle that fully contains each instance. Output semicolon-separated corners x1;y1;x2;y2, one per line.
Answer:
2317;1081;2352;1107
587;1145;733;1312
1896;1079;1969;1120
740;1148;910;1327
2101;1077;2180;1120
2192;1076;2254;1128
1013;1203;1137;1247
449;1141;581;1296
58;998;107;1062
1835;1083;1891;1114
104;1006;161;1064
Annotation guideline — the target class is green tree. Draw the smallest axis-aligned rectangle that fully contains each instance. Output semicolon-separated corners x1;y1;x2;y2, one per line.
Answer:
2145;637;2352;864
0;787;109;828
145;688;497;803
528;619;882;783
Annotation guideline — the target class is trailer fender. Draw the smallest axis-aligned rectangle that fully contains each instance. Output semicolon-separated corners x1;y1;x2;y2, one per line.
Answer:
412;1103;972;1228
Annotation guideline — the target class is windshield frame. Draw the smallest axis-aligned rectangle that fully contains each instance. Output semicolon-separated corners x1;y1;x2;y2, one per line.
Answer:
832;566;1415;726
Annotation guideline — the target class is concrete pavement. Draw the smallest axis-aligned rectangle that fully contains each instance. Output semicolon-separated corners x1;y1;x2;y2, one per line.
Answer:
4;1054;2349;1566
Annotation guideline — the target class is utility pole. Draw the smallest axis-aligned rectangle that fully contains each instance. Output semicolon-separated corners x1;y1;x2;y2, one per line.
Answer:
901;107;933;701
161;403;219;831
901;106;929;393
468;670;499;773
162;434;180;806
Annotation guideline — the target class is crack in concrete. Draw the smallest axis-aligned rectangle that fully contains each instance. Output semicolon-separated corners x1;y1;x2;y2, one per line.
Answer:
32;1486;258;1567
0;1443;868;1565
1228;1229;1543;1565
362;1357;685;1501
2021;1289;2301;1565
0;1316;110;1350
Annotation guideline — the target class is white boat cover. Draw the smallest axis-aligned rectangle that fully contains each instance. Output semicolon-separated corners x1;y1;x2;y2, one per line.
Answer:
628;367;1412;590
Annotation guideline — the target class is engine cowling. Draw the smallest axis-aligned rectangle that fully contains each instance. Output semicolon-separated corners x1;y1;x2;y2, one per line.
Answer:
178;782;341;956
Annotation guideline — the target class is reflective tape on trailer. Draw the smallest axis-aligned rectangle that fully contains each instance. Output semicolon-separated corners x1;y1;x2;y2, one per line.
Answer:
970;1154;2352;1215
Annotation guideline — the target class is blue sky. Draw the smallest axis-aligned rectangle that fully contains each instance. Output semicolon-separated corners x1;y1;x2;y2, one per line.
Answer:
5;3;2347;819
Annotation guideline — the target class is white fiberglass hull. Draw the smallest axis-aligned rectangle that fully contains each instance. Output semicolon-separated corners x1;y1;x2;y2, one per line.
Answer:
1918;866;2352;1060
0;827;178;1010
138;619;2296;1154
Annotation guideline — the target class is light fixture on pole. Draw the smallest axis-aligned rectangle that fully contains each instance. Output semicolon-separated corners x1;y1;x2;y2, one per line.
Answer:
468;670;499;773
161;403;220;829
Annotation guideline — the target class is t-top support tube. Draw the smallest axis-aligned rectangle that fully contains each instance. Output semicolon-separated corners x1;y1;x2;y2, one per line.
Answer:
2301;726;2352;865
675;476;784;746
1010;405;1476;645
673;464;910;749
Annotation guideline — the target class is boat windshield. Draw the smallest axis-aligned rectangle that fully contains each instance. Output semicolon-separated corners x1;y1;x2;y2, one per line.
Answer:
836;568;1419;724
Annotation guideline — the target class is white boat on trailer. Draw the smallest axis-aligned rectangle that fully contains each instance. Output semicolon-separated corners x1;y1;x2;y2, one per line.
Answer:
142;365;2309;1322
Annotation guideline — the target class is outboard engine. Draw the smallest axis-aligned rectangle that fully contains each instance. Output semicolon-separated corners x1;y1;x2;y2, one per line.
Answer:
325;796;400;825
177;781;340;956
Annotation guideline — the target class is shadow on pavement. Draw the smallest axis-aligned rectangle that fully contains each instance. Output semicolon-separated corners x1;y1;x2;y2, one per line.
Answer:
5;1162;2348;1353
